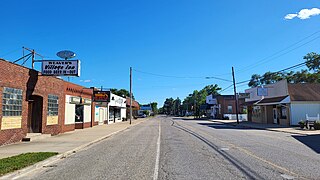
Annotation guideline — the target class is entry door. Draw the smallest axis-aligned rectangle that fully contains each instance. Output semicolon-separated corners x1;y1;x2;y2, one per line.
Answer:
28;96;43;133
99;108;104;124
273;108;278;124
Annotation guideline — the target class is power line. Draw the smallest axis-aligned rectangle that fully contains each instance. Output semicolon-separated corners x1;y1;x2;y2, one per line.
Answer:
219;84;234;93
236;30;320;73
133;68;232;82
0;48;21;58
235;59;312;85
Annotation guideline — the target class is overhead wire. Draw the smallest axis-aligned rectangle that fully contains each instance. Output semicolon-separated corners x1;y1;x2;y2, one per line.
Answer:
235;59;313;85
133;68;233;82
0;48;21;58
236;30;320;73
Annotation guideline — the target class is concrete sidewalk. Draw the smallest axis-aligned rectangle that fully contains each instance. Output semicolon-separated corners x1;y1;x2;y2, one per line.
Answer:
210;119;320;135
0;119;146;159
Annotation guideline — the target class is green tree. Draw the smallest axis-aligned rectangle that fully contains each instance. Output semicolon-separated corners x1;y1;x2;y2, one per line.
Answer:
110;88;134;99
150;102;158;115
163;98;174;115
248;74;261;87
173;97;182;116
304;52;320;73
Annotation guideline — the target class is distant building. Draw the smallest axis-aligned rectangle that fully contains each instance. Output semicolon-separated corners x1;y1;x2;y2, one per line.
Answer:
126;98;140;118
206;94;246;120
139;104;153;115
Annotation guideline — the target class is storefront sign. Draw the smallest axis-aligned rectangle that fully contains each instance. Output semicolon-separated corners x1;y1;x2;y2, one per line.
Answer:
41;60;80;76
70;97;81;104
83;98;92;105
93;91;110;102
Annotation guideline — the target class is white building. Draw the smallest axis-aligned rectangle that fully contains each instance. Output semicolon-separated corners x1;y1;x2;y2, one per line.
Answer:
107;93;127;124
94;92;126;125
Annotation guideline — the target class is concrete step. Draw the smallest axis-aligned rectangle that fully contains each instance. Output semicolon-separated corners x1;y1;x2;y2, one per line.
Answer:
22;133;52;142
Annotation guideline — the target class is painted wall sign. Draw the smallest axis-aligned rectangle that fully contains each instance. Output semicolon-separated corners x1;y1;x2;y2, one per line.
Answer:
93;91;110;102
41;60;80;76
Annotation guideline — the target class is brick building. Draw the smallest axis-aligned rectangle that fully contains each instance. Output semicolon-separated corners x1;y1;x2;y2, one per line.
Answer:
205;94;246;119
0;59;95;146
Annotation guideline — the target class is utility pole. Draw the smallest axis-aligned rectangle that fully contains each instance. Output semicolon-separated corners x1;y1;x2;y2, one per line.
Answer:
130;67;132;125
232;67;239;124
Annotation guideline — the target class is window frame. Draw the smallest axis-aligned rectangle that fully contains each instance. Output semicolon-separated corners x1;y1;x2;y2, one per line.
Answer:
2;87;23;117
47;94;59;116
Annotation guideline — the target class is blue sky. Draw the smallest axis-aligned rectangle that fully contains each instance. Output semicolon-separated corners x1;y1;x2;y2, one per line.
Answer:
1;0;319;106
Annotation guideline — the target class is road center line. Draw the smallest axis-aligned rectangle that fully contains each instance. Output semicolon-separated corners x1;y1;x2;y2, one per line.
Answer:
153;119;161;180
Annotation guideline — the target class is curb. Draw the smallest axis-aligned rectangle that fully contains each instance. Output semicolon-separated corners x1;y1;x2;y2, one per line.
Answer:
208;120;311;135
0;120;146;180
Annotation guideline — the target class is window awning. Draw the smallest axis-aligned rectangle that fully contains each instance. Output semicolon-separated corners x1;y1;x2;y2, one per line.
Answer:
255;96;289;106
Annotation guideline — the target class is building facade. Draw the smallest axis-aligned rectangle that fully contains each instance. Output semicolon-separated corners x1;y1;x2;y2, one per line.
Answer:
107;93;126;123
206;94;246;120
0;59;65;145
245;80;320;126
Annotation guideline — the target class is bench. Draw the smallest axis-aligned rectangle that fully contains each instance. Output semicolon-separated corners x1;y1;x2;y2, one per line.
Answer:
306;114;319;130
306;120;315;130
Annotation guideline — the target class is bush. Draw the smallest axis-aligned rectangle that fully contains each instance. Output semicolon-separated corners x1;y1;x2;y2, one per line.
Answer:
223;116;229;120
298;120;305;129
314;121;320;130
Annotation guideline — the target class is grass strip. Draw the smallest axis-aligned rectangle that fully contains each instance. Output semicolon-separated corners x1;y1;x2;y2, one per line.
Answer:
0;152;58;176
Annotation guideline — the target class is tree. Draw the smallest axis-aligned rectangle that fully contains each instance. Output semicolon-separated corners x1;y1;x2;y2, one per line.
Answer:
150;102;158;115
248;74;261;87
110;88;134;99
163;98;174;115
173;97;182;116
260;71;283;85
304;52;320;73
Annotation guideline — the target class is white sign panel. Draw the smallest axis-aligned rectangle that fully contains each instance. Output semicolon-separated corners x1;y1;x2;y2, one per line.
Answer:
42;60;80;76
257;87;268;96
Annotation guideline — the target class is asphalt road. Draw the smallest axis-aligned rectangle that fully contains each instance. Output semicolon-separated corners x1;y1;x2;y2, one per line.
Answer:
20;115;320;180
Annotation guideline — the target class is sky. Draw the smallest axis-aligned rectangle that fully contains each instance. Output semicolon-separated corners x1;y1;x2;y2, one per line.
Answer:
0;0;320;107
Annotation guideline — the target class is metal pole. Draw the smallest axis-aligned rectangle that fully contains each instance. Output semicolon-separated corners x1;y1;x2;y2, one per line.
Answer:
130;67;133;125
31;49;35;69
232;67;239;124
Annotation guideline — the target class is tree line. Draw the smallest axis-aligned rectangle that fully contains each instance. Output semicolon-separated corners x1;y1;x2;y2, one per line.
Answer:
159;84;221;117
160;52;320;117
248;52;320;87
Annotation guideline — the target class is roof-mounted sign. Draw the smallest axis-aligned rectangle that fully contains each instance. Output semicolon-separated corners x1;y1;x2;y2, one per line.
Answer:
41;60;81;76
57;50;76;60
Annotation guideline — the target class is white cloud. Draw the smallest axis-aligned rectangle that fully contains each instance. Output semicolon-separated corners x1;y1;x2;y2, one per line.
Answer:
285;8;320;20
83;80;91;83
284;14;297;20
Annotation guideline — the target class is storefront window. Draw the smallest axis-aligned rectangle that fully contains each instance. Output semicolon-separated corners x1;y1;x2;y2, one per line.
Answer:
47;94;59;116
227;105;233;113
109;107;114;121
2;87;23;116
75;105;84;122
115;109;121;119
281;106;287;119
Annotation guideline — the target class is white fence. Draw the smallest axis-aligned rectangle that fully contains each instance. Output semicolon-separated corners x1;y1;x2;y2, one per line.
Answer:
223;114;247;121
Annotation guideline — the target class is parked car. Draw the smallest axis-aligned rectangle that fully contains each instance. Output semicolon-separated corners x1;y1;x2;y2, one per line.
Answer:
138;114;147;118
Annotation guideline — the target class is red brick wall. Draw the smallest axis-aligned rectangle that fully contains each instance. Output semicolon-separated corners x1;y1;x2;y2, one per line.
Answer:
62;124;75;133
0;59;65;145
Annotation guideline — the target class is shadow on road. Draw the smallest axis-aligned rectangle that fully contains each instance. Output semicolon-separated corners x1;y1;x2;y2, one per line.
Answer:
292;134;320;154
172;121;264;179
197;122;258;131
